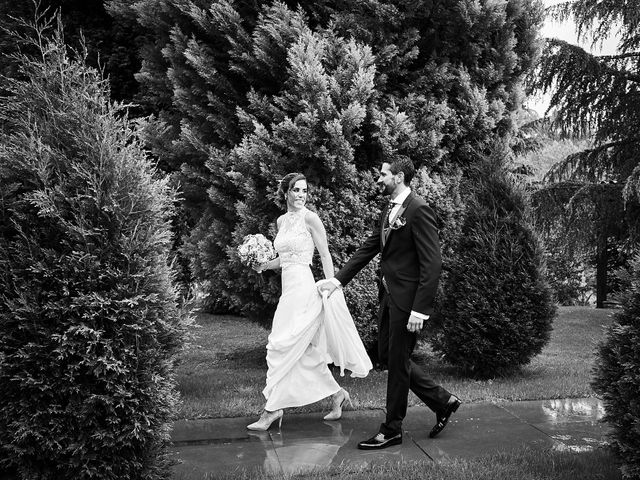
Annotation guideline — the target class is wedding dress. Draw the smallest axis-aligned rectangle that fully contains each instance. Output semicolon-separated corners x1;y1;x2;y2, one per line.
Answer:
263;207;372;411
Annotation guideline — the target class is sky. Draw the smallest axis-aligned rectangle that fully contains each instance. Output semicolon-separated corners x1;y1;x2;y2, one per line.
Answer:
527;0;620;115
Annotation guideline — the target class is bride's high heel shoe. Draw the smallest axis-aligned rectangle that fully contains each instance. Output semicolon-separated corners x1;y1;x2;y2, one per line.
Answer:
246;409;284;431
324;389;352;421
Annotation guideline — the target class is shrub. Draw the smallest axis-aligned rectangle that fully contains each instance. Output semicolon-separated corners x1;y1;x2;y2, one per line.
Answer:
432;148;556;377
592;253;640;480
0;23;188;479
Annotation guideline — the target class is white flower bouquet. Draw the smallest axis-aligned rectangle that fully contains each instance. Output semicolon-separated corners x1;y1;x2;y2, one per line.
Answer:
237;233;276;269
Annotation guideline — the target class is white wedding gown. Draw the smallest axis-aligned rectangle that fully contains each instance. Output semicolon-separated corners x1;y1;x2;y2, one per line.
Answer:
263;207;372;411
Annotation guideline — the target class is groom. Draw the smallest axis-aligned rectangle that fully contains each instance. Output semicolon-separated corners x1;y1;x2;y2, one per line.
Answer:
318;158;461;449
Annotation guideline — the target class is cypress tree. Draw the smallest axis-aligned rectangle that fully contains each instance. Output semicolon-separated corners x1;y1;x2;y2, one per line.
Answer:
433;145;556;377
0;20;188;479
592;254;640;480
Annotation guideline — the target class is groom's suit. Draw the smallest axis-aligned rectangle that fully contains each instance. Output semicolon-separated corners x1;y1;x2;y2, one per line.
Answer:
334;191;451;436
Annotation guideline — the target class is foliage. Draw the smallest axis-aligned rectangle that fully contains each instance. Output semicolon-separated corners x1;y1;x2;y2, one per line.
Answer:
0;20;188;479
0;0;142;104
517;135;592;182
532;1;640;194
121;1;545;339
512;126;596;305
544;251;594;306
205;13;384;331
433;146;556;377
592;253;640;480
528;0;640;307
532;181;639;307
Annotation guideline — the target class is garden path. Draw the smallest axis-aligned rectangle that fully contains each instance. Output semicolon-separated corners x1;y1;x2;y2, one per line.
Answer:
171;397;611;478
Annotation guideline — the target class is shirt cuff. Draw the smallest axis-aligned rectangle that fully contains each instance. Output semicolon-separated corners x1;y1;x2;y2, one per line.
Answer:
411;310;430;321
328;277;342;288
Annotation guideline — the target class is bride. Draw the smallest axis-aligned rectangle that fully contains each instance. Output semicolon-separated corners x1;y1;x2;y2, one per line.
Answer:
247;172;372;431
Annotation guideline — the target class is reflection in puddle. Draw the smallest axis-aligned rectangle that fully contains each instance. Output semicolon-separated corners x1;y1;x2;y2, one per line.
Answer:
553;443;598;453
252;421;353;475
542;398;605;422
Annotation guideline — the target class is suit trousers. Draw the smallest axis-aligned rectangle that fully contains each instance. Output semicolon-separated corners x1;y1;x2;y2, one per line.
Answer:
377;292;451;437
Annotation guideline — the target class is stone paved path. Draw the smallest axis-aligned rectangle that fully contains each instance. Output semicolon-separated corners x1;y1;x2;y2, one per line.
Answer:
171;397;611;478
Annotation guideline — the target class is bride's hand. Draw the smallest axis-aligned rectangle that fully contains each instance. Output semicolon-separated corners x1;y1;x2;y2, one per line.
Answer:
253;262;268;273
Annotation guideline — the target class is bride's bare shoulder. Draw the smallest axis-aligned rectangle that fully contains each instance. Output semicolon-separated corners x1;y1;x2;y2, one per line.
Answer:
303;209;324;229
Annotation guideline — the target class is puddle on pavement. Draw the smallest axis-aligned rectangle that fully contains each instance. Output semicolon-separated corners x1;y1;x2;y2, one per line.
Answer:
541;398;605;422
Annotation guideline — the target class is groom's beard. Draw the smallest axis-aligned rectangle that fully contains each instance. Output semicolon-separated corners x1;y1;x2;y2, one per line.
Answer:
378;182;393;196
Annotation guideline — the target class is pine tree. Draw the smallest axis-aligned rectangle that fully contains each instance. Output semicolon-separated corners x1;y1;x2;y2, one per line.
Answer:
530;0;640;307
0;19;188;479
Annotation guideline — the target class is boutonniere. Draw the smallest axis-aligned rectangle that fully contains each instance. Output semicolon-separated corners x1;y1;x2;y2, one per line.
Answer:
390;216;407;230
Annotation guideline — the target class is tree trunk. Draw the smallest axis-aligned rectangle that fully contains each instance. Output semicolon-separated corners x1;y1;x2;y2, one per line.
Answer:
596;232;607;308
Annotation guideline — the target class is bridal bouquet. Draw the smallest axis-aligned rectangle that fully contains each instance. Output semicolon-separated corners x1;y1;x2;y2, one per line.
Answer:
237;233;276;269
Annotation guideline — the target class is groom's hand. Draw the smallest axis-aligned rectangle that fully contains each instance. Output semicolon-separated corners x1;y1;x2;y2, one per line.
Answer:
407;314;425;333
316;279;339;297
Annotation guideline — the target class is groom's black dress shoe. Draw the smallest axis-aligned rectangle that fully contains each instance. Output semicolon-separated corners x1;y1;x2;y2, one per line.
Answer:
357;432;402;450
429;396;461;438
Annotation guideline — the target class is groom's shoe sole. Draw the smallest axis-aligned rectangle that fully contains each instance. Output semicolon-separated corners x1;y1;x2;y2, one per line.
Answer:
357;433;402;450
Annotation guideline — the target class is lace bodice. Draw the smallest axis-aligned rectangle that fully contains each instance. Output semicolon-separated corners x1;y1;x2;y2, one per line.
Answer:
274;208;314;267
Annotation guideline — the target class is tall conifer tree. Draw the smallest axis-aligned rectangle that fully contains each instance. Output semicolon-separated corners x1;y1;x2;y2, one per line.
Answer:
0;19;188;478
531;0;640;307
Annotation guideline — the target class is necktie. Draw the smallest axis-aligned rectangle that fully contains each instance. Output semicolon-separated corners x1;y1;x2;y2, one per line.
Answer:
384;200;395;229
387;200;397;221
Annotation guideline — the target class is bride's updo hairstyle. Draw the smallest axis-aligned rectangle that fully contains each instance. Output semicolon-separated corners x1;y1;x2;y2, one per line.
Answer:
277;172;307;201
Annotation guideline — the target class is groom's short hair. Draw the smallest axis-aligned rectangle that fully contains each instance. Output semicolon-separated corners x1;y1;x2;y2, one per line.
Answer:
389;157;415;185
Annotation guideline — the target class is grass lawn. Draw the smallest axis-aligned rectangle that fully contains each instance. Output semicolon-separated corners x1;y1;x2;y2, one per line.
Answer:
175;306;615;419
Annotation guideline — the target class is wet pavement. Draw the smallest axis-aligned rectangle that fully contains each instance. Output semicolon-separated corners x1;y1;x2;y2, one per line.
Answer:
170;397;610;478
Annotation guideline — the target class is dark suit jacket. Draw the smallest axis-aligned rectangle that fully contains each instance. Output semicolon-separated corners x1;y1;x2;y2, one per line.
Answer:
335;192;442;316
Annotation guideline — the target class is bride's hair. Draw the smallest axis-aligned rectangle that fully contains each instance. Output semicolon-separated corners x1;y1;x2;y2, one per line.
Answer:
277;172;307;198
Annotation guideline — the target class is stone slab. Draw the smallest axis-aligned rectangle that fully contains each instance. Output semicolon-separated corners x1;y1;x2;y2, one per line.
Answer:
273;409;428;475
171;433;283;479
403;403;559;461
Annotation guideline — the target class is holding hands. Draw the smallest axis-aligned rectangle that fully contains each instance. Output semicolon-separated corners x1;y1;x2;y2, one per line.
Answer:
316;279;339;297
